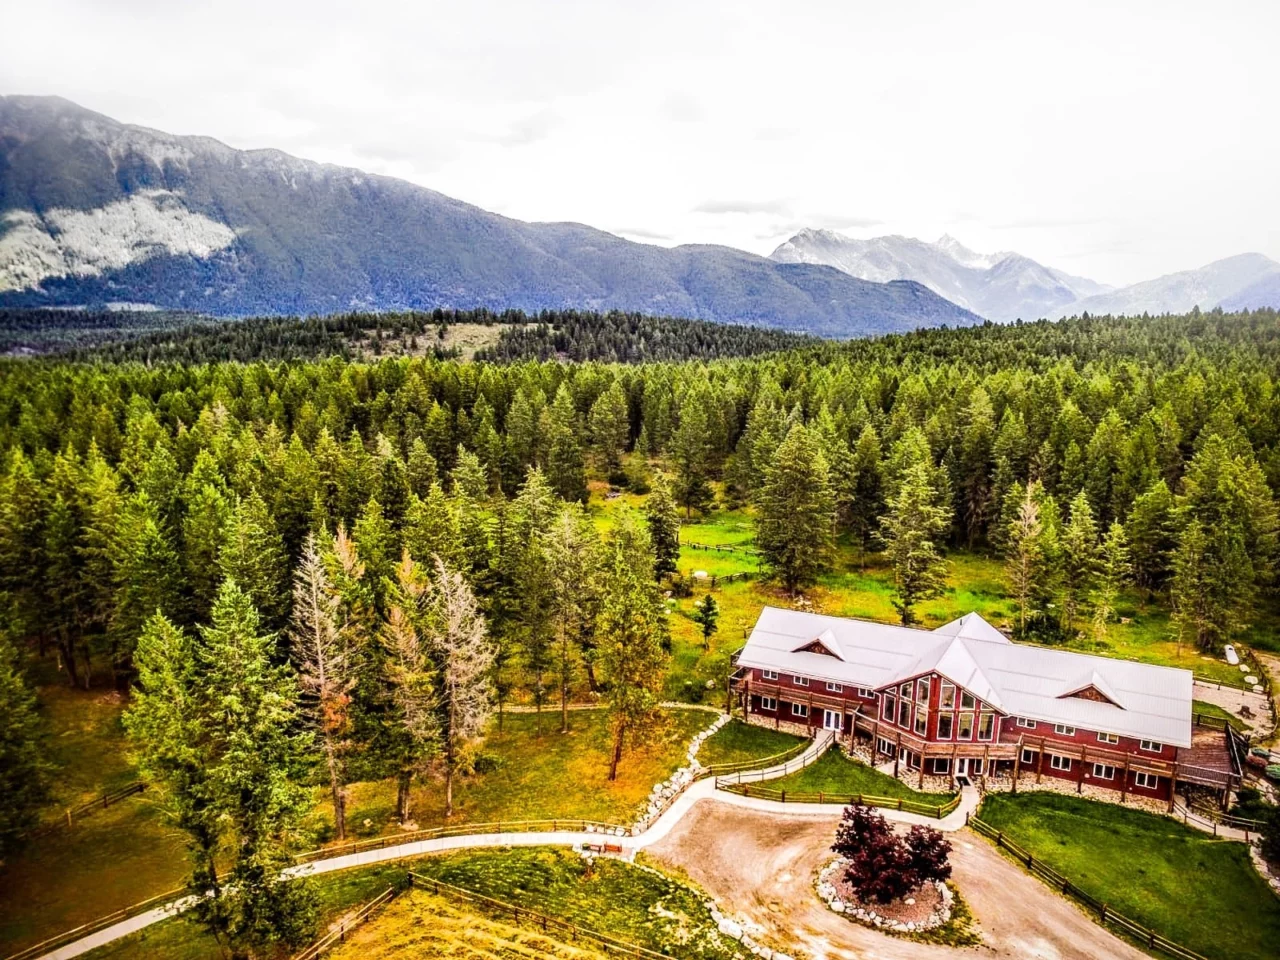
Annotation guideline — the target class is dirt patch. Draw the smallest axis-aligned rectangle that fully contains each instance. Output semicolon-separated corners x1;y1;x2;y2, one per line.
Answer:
645;797;1150;960
828;867;942;925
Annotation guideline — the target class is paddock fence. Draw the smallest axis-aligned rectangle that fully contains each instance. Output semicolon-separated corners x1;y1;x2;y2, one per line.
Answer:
967;815;1211;960
406;871;674;959
716;782;962;820
291;882;404;960
28;781;146;838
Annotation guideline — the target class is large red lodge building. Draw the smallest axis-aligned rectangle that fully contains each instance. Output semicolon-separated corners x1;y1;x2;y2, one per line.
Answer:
731;608;1240;806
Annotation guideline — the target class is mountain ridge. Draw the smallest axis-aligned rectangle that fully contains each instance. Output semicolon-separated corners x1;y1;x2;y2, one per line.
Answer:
0;95;980;338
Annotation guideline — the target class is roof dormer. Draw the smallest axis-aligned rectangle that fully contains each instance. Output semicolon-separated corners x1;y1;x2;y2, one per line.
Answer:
792;628;843;660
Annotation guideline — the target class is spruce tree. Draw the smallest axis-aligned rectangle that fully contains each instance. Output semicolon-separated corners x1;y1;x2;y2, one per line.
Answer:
1092;522;1131;640
671;394;714;517
644;475;681;580
1059;492;1101;631
546;384;588;503
589;381;630;479
880;460;951;626
0;632;51;859
756;424;836;594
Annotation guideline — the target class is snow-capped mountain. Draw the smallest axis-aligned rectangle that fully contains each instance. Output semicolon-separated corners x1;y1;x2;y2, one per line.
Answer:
770;229;1112;323
0;96;982;338
1046;253;1280;319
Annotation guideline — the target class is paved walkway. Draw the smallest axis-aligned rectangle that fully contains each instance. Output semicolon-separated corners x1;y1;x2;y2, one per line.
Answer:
713;730;834;786
33;773;981;960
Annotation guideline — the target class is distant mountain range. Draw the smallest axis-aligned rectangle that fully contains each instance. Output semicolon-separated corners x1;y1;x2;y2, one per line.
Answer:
771;229;1280;323
770;229;1111;323
0;96;979;338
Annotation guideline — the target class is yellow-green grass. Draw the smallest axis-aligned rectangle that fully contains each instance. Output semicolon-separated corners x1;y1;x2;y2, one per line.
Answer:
0;699;708;953
327;887;610;959
410;848;737;959
78;862;409;960
762;749;956;806
303;707;710;843
977;792;1280;960
697;719;804;768
1191;699;1249;731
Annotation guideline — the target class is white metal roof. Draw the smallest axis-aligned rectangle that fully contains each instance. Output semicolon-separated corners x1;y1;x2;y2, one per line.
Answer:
736;607;1193;747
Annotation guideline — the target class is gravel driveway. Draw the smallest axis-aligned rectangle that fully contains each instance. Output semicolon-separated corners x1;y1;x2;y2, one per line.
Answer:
646;799;1147;960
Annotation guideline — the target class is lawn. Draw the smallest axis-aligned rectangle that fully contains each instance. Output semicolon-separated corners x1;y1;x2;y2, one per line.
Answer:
0;702;710;954
762;749;956;806
79;862;409;960
410;848;737;959
306;707;711;842
977;792;1280;960
1191;699;1248;731
697;719;804;768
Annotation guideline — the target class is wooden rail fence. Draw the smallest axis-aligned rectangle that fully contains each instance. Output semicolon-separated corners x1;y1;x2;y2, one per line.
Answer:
291;883;403;960
967;815;1211;960
28;781;146;838
1;885;187;960
406;872;672;959
717;782;962;820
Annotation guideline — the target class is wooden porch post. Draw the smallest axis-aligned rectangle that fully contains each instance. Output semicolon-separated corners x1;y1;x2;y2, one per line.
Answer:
894;733;902;778
1012;742;1021;794
1036;737;1045;784
1167;761;1178;813
871;720;880;763
982;744;990;784
1077;747;1086;794
1119;756;1130;804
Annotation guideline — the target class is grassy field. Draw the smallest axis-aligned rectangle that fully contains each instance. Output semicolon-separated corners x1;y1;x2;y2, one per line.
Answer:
761;749;956;806
79;863;410;960
1191;699;1249;731
977;792;1280;960
308;707;711;841
327;887;611;959
584;490;1251;701
0;703;710;954
410;848;737;959
697;719;804;768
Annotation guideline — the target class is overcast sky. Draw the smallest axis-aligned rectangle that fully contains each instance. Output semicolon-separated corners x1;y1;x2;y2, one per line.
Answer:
4;0;1277;286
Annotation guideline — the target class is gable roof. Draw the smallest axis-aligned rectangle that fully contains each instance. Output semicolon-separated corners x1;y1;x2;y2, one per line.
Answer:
736;607;1192;747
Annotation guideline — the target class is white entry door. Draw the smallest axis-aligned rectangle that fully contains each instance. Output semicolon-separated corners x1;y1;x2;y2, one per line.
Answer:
955;757;969;778
823;709;842;731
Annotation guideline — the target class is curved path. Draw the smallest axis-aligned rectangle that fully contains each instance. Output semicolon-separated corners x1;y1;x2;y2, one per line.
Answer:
33;731;1135;960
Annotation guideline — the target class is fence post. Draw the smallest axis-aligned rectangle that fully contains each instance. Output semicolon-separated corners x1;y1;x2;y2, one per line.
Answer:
781;790;786;803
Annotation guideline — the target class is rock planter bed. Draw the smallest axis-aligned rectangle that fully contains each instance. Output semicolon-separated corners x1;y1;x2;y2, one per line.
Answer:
631;712;731;835
816;858;953;934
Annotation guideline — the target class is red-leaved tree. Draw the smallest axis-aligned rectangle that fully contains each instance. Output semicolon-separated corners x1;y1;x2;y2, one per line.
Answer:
831;802;952;904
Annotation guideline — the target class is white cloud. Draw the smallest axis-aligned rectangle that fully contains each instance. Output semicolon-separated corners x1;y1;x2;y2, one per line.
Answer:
2;0;1278;286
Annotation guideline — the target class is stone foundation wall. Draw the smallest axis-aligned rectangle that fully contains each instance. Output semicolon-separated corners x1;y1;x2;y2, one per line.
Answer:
979;773;1169;815
743;711;815;739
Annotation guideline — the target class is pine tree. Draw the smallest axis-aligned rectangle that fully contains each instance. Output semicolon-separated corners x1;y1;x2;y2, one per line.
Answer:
110;492;182;687
589;381;630;479
1126;479;1177;597
880;460;951;626
671;394;714;517
543;504;600;732
289;533;358;840
0;632;51;859
756;424;836;593
546;384;588;503
450;445;489;502
1059;492;1100;631
958;388;996;546
848;424;884;568
597;515;669;780
403;485;465;572
218;491;290;631
406;438;439;497
644;475;681;580
1092;522;1131;640
1003;481;1059;635
691;593;719;649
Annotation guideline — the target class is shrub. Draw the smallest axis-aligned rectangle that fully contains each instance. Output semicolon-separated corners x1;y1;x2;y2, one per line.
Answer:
831;802;951;904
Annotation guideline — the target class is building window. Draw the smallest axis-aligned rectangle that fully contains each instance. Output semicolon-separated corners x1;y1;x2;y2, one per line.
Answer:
877;737;896;757
940;681;956;709
1021;748;1038;764
971;758;984;775
759;697;777;711
930;757;951;774
1091;763;1116;780
1134;771;1158;789
914;708;928;736
857;687;874;698
826;681;844;693
899;682;912;697
957;713;974;740
1053;724;1076;736
882;695;895;721
794;675;810;687
898;699;911;727
916;677;930;702
937;713;954;739
762;669;778;681
1097;732;1119;745
1140;740;1162;753
960;691;976;710
978;713;995;741
907;751;922;770
1016;717;1037;728
1050;754;1072;771
792;703;809;718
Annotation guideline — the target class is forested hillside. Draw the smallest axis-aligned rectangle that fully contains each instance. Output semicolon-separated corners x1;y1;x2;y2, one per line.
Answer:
3;306;1279;953
0;307;815;362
